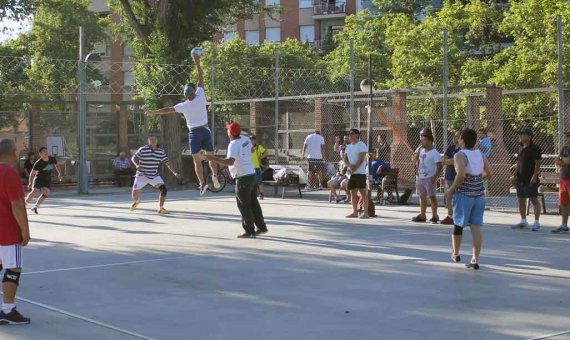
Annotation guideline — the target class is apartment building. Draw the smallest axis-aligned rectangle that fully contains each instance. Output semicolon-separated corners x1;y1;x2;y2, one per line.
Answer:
224;0;378;49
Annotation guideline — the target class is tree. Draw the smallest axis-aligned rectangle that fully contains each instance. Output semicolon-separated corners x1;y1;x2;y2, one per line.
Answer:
372;0;432;19
108;0;274;174
0;0;34;22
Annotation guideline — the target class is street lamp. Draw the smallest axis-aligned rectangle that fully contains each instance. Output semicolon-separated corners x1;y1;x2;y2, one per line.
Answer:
360;54;375;216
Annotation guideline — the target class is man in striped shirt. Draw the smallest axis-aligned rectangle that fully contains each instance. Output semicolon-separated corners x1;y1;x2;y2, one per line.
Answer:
130;136;182;214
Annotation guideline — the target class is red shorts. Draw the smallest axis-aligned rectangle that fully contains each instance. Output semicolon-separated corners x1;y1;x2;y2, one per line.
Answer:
560;179;570;205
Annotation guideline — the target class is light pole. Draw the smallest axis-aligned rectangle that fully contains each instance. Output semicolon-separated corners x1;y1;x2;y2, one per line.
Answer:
359;54;375;216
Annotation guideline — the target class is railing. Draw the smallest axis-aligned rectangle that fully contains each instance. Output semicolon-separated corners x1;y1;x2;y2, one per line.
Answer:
313;2;346;16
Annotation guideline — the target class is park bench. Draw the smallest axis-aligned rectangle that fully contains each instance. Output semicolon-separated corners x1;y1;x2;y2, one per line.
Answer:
526;171;559;215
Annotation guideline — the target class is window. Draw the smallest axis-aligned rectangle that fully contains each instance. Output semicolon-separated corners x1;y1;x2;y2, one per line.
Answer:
223;31;237;41
124;71;135;86
94;42;110;57
266;0;280;5
299;0;312;8
123;43;135;57
265;27;281;43
245;30;260;46
299;25;315;43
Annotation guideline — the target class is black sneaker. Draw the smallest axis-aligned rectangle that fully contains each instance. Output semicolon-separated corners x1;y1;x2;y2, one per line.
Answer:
237;233;256;239
31;207;38;214
0;308;30;325
255;228;268;235
430;216;439;224
451;254;461;263
465;262;480;270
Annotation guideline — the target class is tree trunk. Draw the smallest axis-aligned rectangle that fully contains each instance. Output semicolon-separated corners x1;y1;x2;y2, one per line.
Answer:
161;98;182;185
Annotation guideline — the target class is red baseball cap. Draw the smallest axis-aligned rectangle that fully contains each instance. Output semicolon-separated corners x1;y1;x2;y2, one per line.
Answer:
226;122;241;137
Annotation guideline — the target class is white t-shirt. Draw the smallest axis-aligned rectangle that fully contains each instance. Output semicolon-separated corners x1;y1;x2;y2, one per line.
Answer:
345;141;368;175
173;87;208;129
418;148;442;179
227;136;255;178
304;133;325;159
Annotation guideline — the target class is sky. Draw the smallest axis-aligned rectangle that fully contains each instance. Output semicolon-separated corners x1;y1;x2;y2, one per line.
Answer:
0;17;32;43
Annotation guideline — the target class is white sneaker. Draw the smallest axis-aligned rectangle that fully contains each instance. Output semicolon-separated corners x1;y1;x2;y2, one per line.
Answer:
200;184;209;196
531;221;541;231
211;176;221;189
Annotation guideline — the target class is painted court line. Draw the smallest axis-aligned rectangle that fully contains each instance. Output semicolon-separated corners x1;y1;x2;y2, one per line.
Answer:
14;295;155;340
527;329;570;340
23;255;192;275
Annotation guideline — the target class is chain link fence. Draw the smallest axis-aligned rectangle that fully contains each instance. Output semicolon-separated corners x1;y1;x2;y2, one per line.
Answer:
0;29;568;211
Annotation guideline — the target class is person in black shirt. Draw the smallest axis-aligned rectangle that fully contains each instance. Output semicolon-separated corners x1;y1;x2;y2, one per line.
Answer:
375;134;391;161
26;147;62;214
22;152;36;180
511;128;542;230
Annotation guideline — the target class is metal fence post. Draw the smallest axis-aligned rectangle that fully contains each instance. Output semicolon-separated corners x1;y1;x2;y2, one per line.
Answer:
78;27;88;194
350;38;355;129
558;15;564;153
274;48;280;165
210;54;216;149
442;29;449;152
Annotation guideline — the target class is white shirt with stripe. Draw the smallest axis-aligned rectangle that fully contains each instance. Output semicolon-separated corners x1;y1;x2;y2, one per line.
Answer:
133;145;168;179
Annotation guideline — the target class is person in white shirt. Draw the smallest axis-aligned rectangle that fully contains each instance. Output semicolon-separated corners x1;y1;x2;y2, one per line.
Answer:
343;129;370;219
207;123;268;238
302;131;326;190
412;131;443;223
146;53;219;196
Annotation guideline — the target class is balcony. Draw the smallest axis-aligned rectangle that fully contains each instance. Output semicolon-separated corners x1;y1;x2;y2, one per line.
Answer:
313;2;346;19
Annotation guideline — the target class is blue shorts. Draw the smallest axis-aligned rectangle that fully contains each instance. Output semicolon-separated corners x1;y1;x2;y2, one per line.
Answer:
189;127;214;154
255;168;263;185
452;192;485;228
516;181;539;198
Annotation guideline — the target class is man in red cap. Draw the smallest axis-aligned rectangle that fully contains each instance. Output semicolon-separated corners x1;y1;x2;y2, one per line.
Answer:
207;123;268;238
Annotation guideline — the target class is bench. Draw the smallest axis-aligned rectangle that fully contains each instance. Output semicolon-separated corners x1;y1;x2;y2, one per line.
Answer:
263;180;303;199
371;168;400;205
526;172;558;215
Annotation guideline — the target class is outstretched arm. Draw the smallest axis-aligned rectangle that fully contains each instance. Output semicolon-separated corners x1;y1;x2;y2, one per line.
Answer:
165;161;182;179
146;107;176;116
194;55;204;88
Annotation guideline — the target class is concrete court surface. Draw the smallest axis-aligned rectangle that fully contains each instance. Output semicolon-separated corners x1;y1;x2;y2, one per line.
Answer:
2;189;570;340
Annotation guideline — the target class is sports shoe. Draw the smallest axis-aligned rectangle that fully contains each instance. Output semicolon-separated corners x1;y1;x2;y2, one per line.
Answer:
451;254;461;263
259;194;264;200
200;184;209;196
441;216;454;225
552;225;570;233
346;212;359;218
531;221;541;231
511;221;528;229
129;201;140;211
430;216;440;224
465;262;480;270
359;213;369;219
211;176;221;189
158;208;169;215
0;308;30;325
31;207;38;214
255;228;268;235
237;232;256;239
412;215;427;222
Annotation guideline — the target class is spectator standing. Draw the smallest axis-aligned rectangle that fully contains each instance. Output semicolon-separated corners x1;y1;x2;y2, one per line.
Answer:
412;131;442;223
553;132;570;233
344;129;370;219
302;131;326;190
441;130;461;225
250;135;268;200
512;128;542;231
376;134;391;161
22;152;36;180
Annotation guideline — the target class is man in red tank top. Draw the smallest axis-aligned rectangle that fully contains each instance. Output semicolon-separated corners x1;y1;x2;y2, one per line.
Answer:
0;139;31;324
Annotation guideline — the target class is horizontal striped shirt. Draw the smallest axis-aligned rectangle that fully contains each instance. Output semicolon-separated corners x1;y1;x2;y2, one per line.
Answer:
133;145;168;179
457;174;485;197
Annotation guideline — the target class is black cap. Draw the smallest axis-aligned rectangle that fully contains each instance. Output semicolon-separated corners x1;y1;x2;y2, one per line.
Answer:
349;128;360;135
519;127;534;137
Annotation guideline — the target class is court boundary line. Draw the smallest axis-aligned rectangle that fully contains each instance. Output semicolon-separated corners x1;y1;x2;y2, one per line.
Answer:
526;329;570;340
0;293;155;340
23;255;192;275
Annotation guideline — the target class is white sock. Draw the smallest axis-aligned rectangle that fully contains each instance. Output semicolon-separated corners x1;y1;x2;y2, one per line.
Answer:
534;219;540;224
2;303;15;314
521;218;527;225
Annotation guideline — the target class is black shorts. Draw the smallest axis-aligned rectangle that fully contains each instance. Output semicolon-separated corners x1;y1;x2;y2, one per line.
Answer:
516;181;539;198
308;159;325;173
347;174;367;190
33;178;52;189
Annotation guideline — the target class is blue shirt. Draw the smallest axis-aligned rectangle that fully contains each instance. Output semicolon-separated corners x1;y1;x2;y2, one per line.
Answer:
444;145;460;181
479;137;492;158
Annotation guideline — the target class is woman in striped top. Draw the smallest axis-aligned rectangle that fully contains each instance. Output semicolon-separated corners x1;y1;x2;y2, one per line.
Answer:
444;128;491;270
